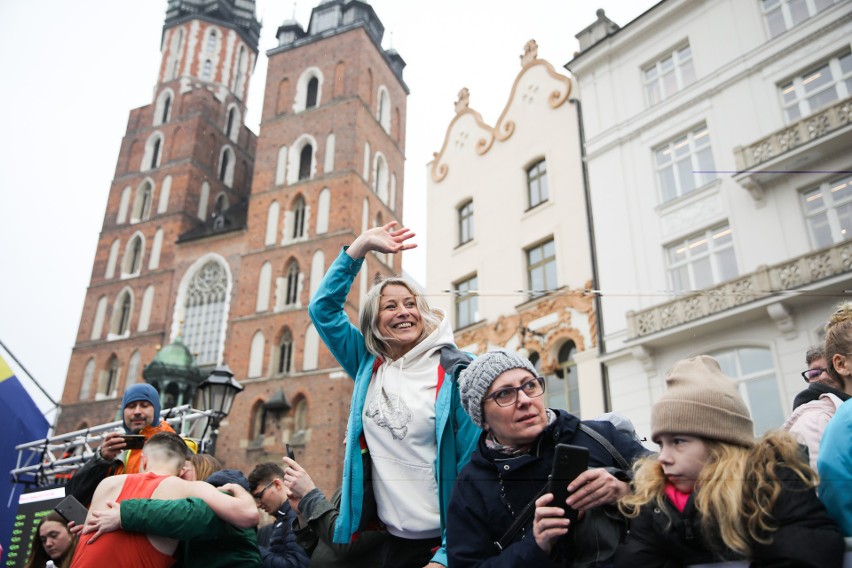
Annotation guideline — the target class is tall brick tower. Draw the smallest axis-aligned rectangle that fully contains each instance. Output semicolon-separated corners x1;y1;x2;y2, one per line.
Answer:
218;0;409;491
56;0;407;495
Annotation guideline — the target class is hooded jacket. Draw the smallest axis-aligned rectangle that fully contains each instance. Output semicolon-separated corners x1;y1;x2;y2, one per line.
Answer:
308;249;479;566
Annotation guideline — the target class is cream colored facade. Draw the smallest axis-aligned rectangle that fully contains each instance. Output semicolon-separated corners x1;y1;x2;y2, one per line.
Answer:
566;0;852;438
426;41;606;417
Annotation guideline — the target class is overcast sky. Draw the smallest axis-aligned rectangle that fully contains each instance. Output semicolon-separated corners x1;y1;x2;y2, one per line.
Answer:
0;0;657;421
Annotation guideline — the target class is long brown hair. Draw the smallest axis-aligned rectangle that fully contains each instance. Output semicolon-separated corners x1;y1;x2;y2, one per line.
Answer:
24;511;78;568
620;430;815;558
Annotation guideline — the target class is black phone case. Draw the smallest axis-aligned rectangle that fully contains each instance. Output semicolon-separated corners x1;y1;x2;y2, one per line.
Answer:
122;435;146;450
55;494;88;526
285;443;295;460
548;443;589;526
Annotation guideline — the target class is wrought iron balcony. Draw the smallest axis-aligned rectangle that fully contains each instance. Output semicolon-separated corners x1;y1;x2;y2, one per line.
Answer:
626;239;852;339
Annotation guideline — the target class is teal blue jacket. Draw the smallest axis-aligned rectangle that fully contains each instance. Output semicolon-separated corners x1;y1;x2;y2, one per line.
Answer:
308;249;479;566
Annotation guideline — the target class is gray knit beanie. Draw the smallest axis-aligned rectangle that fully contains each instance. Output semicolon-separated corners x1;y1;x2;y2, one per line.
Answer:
652;355;755;448
459;349;538;428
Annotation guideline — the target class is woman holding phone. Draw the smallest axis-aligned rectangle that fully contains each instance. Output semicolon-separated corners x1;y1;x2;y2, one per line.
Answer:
446;350;647;567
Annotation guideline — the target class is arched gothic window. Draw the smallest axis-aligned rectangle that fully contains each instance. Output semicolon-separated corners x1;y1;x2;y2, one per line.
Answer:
306;77;319;108
183;261;228;365
292;196;306;239
285;261;300;306
278;329;293;375
298;145;312;181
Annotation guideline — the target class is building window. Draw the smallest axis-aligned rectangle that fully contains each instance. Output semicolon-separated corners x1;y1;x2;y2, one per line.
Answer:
202;59;213;81
712;347;783;435
306;77;319;108
80;358;95;400
643;44;696;106
545;341;579;414
779;52;852;122
527;160;548;209
131;182;153;222
454;275;478;328
801;174;852;248
458;200;474;245
666;224;738;292
249;400;266;440
114;292;132;335
213;193;228;216
298;145;312;180
123;235;144;276
292;196;306;239
219;149;230;181
285;261;300;306
183;261;228;365
206;30;217;53
225;107;235;138
527;239;557;298
654;124;716;203
102;356;120;397
761;0;839;39
278;330;293;375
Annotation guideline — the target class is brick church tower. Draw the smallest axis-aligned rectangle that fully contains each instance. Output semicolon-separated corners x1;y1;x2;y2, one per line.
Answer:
56;0;407;494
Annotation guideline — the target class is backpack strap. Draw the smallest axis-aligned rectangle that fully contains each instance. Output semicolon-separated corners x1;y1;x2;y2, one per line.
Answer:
578;423;629;470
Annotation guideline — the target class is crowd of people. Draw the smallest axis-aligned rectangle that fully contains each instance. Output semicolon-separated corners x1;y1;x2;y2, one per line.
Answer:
23;223;852;567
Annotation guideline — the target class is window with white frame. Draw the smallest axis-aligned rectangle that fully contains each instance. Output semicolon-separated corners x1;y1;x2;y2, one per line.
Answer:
761;0;839;39
292;196;306;239
643;44;696;106
458;200;474;246
454;275;478;329
527;239;557;298
285;261;300;306
654;124;716;203
526;160;548;209
801;173;852;249
712;347;784;434
278;329;293;375
666;224;738;292
779;51;852;122
183;261;228;365
545;341;580;414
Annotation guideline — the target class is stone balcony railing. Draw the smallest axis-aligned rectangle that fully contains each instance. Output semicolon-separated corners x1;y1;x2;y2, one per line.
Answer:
734;96;852;172
626;240;852;339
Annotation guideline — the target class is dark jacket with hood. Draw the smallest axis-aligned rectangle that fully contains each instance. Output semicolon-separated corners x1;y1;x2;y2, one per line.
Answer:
614;467;844;568
447;409;648;567
792;381;849;410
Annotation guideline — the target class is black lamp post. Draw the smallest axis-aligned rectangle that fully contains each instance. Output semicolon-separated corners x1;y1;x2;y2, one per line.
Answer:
197;365;243;455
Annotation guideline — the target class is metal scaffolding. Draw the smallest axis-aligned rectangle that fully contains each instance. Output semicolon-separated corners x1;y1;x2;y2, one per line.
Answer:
11;404;216;487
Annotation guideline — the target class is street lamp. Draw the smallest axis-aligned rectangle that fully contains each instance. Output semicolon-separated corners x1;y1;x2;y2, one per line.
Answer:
197;365;243;455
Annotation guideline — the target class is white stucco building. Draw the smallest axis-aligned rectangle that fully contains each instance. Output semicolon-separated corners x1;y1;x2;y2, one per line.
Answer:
566;0;852;437
426;41;609;416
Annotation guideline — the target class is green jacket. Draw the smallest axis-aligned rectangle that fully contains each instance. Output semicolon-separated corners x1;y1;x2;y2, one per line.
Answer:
121;497;261;568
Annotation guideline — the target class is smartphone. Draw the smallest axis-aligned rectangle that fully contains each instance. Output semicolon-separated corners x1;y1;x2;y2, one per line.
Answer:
548;444;589;526
55;494;88;526
122;434;146;450
285;443;295;461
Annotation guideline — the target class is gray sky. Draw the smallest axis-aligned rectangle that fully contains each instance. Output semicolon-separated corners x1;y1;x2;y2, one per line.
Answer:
0;0;656;420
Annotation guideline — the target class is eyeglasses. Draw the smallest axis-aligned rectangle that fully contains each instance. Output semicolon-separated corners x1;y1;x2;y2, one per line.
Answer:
801;368;827;382
252;479;277;501
483;377;546;407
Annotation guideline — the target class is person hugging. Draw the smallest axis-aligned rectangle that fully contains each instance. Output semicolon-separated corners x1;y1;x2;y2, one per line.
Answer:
616;355;844;567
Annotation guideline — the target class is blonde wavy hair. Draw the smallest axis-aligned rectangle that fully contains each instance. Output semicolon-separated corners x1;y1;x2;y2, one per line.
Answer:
619;430;816;558
824;300;852;390
358;276;442;358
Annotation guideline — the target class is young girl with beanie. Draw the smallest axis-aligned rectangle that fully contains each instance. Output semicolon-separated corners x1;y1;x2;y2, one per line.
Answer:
615;355;844;567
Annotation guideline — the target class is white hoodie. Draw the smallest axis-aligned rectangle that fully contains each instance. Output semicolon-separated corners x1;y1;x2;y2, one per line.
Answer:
362;311;455;539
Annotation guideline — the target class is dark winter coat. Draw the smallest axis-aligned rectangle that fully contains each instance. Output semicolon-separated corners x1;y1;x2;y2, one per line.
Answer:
447;409;649;567
261;502;310;568
792;381;850;410
614;467;844;568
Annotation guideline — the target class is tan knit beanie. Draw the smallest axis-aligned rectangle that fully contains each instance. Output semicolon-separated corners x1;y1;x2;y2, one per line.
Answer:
652;355;755;447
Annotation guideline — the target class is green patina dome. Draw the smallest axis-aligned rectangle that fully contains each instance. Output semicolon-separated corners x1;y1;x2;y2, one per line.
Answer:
143;337;203;384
